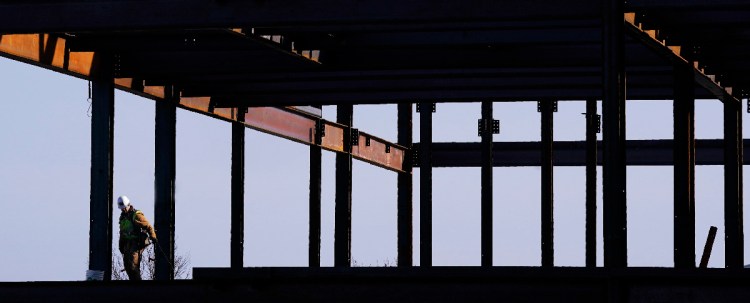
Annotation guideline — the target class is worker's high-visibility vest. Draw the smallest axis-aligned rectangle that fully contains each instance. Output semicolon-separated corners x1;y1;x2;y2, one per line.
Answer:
119;210;144;240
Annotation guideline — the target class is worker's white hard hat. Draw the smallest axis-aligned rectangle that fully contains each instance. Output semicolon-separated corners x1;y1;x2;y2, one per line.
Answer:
117;196;131;210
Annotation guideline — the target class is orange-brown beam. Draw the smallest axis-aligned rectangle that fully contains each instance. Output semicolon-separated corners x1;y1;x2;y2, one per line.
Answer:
0;33;407;173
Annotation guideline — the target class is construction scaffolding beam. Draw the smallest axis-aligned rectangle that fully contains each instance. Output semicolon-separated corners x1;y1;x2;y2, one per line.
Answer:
673;64;696;269
154;86;176;280
603;0;628;268
419;102;433;267
585;99;598;268
88;53;114;281
334;105;353;267
540;100;555;268
397;103;413;267
480;101;493;267
230;109;245;269
724;94;744;269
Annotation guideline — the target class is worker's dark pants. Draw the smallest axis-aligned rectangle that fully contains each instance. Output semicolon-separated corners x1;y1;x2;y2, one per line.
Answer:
122;242;145;281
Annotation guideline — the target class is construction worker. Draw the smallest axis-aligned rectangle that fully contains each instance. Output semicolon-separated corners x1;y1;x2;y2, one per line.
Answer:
117;195;157;281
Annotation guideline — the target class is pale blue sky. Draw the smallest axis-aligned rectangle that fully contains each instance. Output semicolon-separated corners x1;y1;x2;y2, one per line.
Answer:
1;55;748;281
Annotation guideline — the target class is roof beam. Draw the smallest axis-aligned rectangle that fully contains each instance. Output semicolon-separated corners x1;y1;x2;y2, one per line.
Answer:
0;0;601;33
625;13;741;103
0;33;406;173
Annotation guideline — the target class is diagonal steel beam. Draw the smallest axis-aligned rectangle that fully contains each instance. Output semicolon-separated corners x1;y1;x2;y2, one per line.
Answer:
624;13;741;104
0;33;407;173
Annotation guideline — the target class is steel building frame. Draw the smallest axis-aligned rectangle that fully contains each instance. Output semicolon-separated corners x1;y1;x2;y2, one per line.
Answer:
1;1;749;302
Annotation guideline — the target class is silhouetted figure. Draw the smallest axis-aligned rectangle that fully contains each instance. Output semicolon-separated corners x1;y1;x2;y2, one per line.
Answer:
117;196;157;280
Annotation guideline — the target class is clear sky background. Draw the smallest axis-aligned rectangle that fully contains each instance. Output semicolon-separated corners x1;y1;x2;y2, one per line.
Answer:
1;55;749;281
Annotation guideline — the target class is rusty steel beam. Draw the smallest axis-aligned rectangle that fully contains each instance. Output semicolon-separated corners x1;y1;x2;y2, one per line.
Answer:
624;13;741;105
0;34;407;173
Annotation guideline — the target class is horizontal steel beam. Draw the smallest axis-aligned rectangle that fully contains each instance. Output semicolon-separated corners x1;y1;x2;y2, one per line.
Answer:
0;33;406;173
418;139;750;167
628;0;750;10
289;27;603;50
208;87;717;106
4;267;750;303
0;1;601;33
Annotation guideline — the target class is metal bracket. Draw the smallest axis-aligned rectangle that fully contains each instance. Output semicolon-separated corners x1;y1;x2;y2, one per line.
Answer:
315;120;326;143
581;113;602;133
416;103;436;113
596;114;601;133
365;136;371;147
385;144;391;153
208;98;216;114
234;107;248;120
477;118;500;136
537;100;558;112
113;53;122;78
350;128;359;146
411;148;419;163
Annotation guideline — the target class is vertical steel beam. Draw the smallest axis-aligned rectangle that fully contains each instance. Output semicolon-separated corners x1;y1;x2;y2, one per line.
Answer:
481;101;493;267
88;53;114;280
309;119;322;268
231;108;245;269
335;105;353;267
603;0;628;268
673;65;696;268
397;103;414;267
154;86;176;280
724;95;744;269
419;102;433;267
541;100;555;267
585;99;598;268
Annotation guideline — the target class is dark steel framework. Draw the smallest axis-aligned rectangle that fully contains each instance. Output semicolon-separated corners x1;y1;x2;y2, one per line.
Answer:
1;0;749;301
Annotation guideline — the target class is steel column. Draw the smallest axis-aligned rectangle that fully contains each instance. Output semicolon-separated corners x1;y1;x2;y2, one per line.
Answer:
88;53;114;280
603;0;628;268
585;99;598;268
155;86;177;280
419;102;433;267
724;96;744;269
231;108;245;269
481;102;493;267
673;65;695;269
541;100;555;267
397;103;413;267
309;119;322;268
334;105;353;267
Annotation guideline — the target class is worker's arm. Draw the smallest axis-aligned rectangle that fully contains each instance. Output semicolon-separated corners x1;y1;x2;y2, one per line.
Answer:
134;212;157;240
